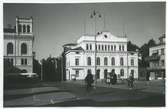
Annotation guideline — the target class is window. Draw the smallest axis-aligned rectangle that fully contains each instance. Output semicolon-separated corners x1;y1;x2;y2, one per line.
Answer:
161;49;164;55
122;45;124;51
75;58;79;66
96;69;100;79
131;59;134;66
87;57;91;65
18;24;22;33
105;45;107;51
108;45;110;51
27;25;30;33
21;58;27;65
90;44;92;50
23;25;26;33
21;43;27;55
87;69;92;74
86;44;88;50
102;45;104;51
7;58;13;65
161;60;165;66
119;45;121;51
7;43;13;55
131;70;134;77
120;57;124;66
120;69;124;76
111;45;113;51
76;70;79;77
104;57;108;65
98;45;100;50
114;45;116;51
96;57;100;65
104;69;108;79
95;45;97;50
111;57;115;65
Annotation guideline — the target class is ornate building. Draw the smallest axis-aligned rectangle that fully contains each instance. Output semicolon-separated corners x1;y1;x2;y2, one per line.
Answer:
4;17;34;74
63;32;138;80
146;34;165;80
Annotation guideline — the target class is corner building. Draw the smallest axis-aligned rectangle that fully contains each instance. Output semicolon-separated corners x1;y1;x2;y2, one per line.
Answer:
64;32;138;80
4;17;34;73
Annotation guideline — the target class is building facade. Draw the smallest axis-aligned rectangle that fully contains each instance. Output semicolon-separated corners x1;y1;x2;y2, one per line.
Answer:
63;32;138;80
146;34;165;80
4;17;34;73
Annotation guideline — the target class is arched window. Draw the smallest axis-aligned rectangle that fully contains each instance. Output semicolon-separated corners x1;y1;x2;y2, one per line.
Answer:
18;24;22;33
120;57;124;66
7;43;13;54
104;57;108;65
23;25;26;33
131;59;134;66
96;57;100;65
111;57;115;65
120;69;124;76
87;57;91;65
27;25;30;33
21;43;27;55
119;45;121;51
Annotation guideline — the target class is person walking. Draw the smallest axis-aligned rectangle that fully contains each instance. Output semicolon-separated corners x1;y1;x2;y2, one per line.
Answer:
128;73;134;89
85;72;94;92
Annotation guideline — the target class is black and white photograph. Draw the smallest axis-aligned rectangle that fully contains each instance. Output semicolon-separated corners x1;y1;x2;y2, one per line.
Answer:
3;1;166;107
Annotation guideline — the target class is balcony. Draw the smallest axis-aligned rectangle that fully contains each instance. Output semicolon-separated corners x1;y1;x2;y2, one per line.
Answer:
145;54;160;61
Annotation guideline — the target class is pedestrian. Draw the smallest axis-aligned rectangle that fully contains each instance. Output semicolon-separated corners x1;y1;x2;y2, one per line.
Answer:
128;73;134;89
85;71;94;92
113;73;117;85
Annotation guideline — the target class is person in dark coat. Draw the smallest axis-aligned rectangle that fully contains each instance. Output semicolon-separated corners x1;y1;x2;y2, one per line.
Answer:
113;73;117;84
85;72;94;92
128;73;134;89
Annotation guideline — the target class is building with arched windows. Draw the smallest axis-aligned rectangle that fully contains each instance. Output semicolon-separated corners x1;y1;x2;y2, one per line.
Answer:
63;31;138;80
4;17;34;73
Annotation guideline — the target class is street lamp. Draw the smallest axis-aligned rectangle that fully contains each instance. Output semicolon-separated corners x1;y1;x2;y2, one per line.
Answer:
40;60;43;81
90;10;102;89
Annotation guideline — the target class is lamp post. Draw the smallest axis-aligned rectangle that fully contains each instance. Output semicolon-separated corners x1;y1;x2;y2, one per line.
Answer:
40;60;43;81
90;10;102;89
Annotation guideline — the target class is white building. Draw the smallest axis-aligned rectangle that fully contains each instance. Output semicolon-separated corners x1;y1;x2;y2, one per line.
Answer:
63;32;138;80
146;34;165;80
4;17;34;73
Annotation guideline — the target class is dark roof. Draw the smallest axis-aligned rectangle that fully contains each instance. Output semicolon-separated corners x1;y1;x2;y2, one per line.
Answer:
63;43;77;47
71;47;84;51
4;28;16;33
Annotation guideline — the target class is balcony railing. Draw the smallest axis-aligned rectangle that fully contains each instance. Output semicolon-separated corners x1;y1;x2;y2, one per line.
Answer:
145;55;160;61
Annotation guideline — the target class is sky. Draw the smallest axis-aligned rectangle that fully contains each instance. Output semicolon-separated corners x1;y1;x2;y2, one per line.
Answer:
3;2;165;60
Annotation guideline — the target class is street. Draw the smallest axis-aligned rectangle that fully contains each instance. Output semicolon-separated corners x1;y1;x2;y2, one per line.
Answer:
4;80;165;107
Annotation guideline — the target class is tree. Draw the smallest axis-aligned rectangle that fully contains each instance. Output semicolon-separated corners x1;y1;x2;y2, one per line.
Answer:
4;59;22;75
127;41;139;51
139;39;156;67
41;56;62;82
33;59;41;78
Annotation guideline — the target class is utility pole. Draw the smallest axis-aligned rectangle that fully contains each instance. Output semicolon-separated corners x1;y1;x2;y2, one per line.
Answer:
90;10;102;89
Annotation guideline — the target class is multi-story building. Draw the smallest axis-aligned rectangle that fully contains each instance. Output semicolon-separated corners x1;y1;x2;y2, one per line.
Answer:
63;31;138;80
146;34;165;80
4;17;34;74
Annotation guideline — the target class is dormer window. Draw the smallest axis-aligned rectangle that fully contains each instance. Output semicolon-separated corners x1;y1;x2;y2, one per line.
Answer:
104;34;108;38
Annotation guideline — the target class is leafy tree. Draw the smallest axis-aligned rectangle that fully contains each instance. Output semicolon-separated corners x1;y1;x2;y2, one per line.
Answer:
127;41;139;51
33;59;41;78
139;39;156;67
